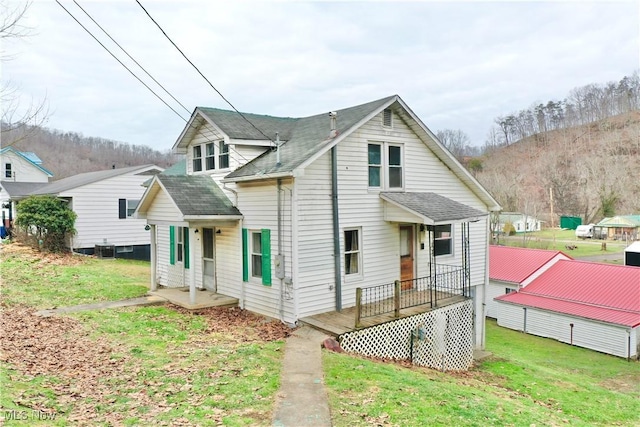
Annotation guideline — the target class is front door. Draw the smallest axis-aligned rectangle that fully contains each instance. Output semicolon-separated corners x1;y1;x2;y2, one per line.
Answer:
400;225;414;290
202;228;216;291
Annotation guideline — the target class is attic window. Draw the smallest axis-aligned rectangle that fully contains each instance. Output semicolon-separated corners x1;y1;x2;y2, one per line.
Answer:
4;163;12;179
383;108;392;127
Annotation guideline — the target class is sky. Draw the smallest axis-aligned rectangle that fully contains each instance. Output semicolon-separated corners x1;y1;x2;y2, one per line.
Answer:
2;1;639;152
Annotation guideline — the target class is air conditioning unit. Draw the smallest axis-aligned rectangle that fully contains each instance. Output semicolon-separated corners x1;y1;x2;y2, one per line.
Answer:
95;244;115;259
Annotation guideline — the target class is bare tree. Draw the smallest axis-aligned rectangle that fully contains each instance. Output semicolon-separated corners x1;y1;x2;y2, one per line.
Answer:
435;129;471;160
1;1;49;147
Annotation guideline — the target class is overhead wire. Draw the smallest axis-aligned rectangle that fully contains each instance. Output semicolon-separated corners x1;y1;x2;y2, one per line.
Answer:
57;0;292;184
71;0;191;115
54;0;188;122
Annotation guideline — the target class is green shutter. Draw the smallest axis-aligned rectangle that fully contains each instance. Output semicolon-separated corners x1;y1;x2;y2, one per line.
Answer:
169;226;175;265
261;228;271;286
242;228;249;281
184;227;190;269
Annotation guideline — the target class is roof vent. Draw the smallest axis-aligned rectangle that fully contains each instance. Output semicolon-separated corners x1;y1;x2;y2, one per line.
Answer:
329;111;337;138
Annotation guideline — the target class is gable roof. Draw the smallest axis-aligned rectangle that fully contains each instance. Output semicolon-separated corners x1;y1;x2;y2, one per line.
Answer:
498;212;539;223
137;174;242;219
597;215;640;227
175;95;500;211
0;147;54;177
29;165;162;195
380;192;487;225
496;260;640;327
490;245;571;284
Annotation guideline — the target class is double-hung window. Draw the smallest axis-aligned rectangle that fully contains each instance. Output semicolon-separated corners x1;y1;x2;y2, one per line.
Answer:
193;146;203;172
118;199;139;218
169;226;190;268
344;228;361;275
242;228;271;285
4;163;12;178
205;143;215;170
433;224;452;256
219;141;229;169
367;142;403;189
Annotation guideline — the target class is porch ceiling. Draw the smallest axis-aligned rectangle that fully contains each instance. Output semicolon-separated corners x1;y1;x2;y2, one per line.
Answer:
380;192;487;225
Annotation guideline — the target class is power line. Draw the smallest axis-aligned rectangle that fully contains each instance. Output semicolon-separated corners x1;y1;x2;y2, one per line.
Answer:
134;0;276;145
72;0;191;115
54;0;188;122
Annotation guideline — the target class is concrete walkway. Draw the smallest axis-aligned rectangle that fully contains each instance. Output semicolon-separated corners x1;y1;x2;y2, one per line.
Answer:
36;295;166;317
273;326;333;427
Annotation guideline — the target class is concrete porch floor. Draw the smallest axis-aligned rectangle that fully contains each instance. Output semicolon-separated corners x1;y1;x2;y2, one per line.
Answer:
149;287;239;310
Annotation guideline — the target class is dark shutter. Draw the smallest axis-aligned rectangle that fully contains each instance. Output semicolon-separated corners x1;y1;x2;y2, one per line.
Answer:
183;227;190;269
261;228;271;286
118;199;126;219
242;228;248;281
169;226;175;265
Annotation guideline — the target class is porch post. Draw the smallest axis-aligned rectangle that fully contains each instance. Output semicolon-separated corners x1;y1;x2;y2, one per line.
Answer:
150;224;157;291
189;227;197;305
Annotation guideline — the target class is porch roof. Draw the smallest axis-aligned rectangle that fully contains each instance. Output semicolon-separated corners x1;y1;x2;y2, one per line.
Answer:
136;174;242;221
380;192;487;225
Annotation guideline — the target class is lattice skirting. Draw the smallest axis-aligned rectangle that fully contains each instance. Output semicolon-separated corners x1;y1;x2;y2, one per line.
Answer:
165;265;185;288
339;300;474;371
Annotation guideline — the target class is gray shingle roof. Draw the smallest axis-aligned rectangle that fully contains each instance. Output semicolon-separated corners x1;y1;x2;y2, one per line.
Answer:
221;95;397;180
380;192;487;223
30;165;161;195
0;181;48;198
158;175;241;217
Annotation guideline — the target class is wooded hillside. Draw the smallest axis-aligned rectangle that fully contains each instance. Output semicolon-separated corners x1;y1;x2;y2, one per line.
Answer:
476;111;640;224
1;124;180;179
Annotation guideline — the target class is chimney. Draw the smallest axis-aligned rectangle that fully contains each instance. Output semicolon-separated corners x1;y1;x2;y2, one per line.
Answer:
329;111;337;138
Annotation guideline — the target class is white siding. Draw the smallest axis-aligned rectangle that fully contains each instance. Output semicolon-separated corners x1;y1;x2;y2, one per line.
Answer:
496;302;638;358
0;151;50;183
146;189;182;223
486;281;518;318
59;168;156;249
294;109;491;322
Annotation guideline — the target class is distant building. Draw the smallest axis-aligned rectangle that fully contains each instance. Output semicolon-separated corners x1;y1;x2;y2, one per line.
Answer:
498;212;542;234
596;215;640;241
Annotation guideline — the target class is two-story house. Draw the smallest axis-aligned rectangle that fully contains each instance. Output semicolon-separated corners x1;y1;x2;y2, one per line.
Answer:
0;147;53;230
136;95;501;370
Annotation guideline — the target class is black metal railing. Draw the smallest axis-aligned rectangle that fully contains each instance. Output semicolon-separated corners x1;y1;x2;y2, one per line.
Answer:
355;263;469;328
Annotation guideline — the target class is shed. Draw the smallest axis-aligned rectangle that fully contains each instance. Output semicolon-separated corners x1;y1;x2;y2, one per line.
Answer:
560;216;582;230
495;260;640;359
625;242;640;267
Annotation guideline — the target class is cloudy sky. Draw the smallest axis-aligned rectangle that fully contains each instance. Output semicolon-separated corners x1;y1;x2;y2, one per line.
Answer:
2;1;638;152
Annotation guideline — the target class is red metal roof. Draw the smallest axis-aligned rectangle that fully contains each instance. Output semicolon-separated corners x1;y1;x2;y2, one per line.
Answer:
489;245;571;284
496;260;640;327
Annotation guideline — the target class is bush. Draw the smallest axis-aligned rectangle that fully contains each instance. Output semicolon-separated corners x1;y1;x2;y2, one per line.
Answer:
503;222;516;236
15;195;77;252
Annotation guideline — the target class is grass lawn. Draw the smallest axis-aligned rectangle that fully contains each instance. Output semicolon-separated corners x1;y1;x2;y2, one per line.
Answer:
496;229;627;259
324;320;640;426
2;241;639;426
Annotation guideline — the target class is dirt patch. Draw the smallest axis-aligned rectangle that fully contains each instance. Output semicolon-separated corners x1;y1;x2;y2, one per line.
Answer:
1;241;85;266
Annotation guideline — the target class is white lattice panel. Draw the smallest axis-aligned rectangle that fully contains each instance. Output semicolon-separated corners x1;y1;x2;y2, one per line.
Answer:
167;265;185;288
339;300;474;371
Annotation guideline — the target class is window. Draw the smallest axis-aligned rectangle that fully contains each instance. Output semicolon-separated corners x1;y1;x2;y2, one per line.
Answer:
433;224;452;256
344;228;361;275
388;145;403;188
205;143;215;170
177;227;184;263
169;226;189;268
368;144;381;187
116;246;134;254
4;163;11;178
127;199;139;217
383;108;393;127
242;228;271;285
193;146;202;172
219;141;229;169
367;142;403;189
505;288;516;294
119;199;139;218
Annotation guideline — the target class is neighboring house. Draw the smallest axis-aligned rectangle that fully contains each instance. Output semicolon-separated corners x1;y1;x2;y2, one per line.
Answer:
596;215;640;241
495;260;640;359
136;95;501;369
486;245;571;318
29;165;162;260
0;147;53;228
625;241;640;267
498;212;542;234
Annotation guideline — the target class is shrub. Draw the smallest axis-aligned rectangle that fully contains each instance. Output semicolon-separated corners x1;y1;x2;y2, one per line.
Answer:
15;195;77;252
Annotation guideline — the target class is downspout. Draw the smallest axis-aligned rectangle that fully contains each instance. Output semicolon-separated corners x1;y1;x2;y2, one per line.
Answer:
330;112;342;311
277;177;284;321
